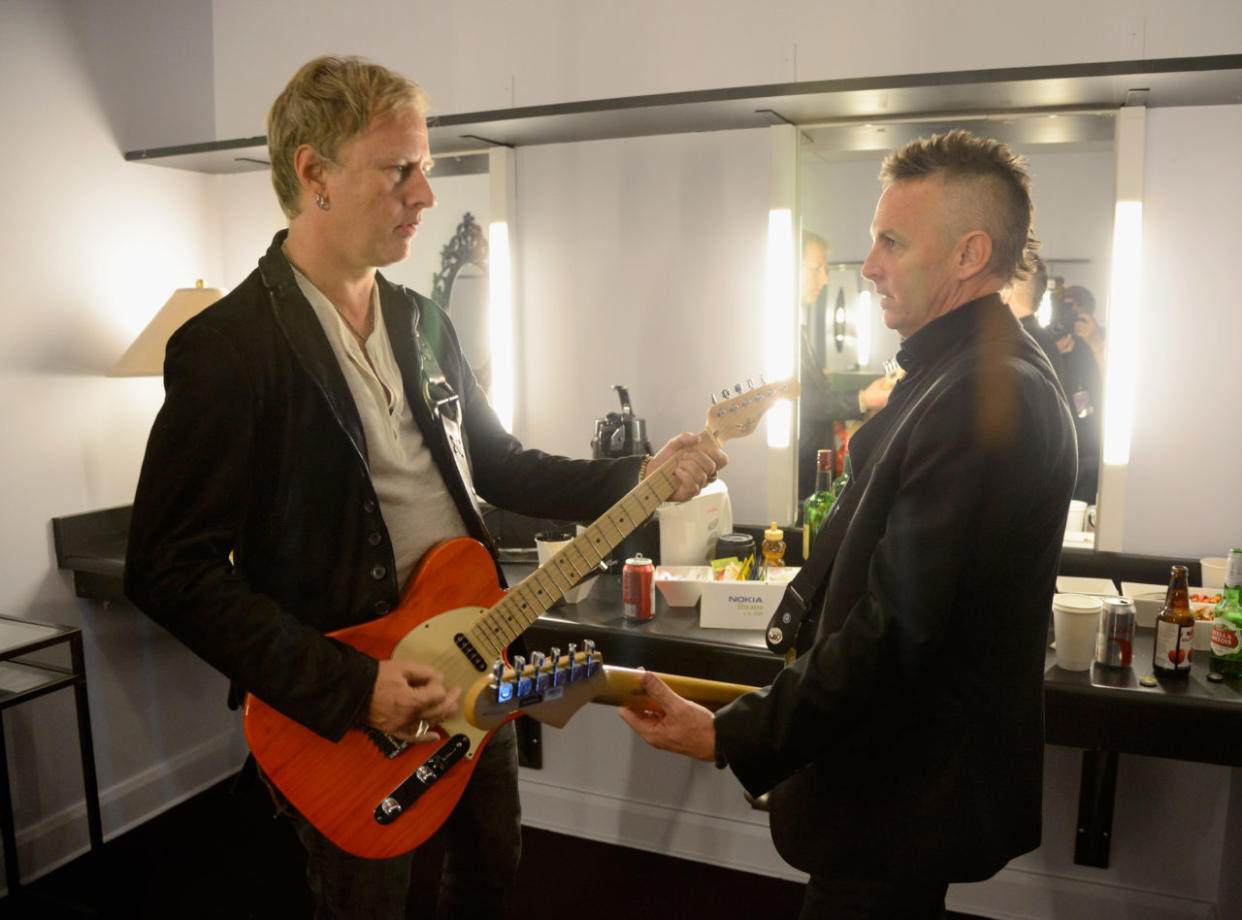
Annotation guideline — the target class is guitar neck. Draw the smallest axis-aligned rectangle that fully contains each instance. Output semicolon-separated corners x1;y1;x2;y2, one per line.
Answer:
474;429;705;641
457;378;797;666
595;665;755;712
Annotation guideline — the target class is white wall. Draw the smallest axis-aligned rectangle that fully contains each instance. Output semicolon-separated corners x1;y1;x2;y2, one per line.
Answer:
514;129;774;522
1125;104;1242;558
0;0;247;887
4;0;1241;911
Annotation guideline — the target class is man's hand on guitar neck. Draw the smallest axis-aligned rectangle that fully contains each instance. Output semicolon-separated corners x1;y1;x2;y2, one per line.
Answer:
363;660;461;742
645;432;729;503
617;669;716;762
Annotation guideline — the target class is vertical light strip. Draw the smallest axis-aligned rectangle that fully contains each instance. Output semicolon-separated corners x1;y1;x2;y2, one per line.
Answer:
488;147;516;433
766;124;799;524
764;206;795;448
856;289;872;369
1095;104;1145;552
1101;200;1142;465
487;220;514;431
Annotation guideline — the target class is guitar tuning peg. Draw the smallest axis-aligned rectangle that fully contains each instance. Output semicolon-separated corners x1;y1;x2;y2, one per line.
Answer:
733;383;743;394
745;377;755;390
720;388;731;400
709;392;718;404
759;374;767;384
583;638;596;654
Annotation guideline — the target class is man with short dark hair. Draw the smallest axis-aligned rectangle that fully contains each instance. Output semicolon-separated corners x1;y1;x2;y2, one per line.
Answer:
621;130;1077;919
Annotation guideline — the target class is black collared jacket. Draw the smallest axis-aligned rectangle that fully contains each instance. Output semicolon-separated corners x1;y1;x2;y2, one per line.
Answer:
125;232;641;741
715;295;1078;884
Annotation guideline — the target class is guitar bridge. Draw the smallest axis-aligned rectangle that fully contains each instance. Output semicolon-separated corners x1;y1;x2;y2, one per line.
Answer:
363;726;413;760
374;734;471;824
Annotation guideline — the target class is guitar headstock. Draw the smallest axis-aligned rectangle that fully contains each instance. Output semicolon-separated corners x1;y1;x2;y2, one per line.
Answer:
465;642;607;732
704;377;801;444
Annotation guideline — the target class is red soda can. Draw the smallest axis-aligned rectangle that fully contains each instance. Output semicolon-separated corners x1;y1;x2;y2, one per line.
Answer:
623;554;655;620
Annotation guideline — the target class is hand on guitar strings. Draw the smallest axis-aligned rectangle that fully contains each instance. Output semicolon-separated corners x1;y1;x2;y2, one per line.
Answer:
363;659;461;742
646;432;729;503
617;669;716;762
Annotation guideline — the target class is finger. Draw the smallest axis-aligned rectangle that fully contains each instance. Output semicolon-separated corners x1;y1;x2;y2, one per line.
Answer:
396;661;443;686
639;671;679;707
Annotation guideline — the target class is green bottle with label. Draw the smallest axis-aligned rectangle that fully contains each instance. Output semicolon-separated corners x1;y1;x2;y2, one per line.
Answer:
1209;548;1242;677
802;449;835;559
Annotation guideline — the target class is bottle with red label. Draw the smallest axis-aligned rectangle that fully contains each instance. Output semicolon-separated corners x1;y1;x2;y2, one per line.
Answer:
1153;564;1194;678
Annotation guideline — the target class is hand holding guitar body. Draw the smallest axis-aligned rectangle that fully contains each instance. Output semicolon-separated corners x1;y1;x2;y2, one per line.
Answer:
364;660;461;742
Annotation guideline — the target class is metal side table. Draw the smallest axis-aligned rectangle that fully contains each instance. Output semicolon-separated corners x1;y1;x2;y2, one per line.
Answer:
0;615;103;895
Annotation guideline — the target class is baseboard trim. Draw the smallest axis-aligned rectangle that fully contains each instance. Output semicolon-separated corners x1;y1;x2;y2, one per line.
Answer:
948;866;1218;920
518;775;807;883
520;778;1219;920
3;728;248;892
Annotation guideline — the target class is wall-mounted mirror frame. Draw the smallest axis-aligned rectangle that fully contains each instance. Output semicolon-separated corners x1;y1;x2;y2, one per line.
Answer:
786;107;1139;551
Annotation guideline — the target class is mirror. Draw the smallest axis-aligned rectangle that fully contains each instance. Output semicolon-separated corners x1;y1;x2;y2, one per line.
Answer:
432;212;492;391
796;113;1117;542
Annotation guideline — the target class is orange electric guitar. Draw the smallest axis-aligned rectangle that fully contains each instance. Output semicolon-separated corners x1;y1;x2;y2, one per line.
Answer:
243;378;797;859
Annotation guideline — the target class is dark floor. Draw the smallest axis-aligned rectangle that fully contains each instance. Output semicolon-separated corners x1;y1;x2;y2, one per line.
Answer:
4;769;988;919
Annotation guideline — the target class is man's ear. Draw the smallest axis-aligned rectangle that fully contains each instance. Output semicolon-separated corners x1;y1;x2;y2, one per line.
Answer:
955;230;993;281
293;144;327;198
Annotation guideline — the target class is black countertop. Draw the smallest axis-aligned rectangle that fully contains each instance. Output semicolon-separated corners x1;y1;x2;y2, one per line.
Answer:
51;506;1242;767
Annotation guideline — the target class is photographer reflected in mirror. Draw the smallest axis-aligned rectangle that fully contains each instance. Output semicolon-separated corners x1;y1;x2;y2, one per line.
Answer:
1063;284;1106;372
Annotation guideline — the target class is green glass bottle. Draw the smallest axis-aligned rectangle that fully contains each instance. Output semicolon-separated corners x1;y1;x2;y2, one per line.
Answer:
832;450;852;499
802;449;835;559
1209;548;1242;677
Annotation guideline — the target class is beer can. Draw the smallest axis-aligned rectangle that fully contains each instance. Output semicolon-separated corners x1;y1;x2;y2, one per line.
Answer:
1095;596;1136;668
622;554;655;620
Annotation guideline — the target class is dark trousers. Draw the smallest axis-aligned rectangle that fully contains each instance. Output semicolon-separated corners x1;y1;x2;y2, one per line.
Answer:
282;722;521;920
799;875;948;920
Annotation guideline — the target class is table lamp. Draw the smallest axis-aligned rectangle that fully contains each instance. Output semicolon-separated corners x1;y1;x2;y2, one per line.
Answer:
108;280;223;377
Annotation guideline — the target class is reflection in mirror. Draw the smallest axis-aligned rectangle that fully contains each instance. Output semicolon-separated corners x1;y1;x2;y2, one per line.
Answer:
796;113;1116;542
432;212;491;391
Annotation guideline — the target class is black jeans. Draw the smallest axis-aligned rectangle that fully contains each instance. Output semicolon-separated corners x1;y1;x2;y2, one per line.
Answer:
799;875;948;920
283;722;521;920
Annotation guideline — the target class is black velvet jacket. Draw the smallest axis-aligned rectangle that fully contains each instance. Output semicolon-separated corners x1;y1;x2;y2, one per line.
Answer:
715;295;1078;884
125;232;641;741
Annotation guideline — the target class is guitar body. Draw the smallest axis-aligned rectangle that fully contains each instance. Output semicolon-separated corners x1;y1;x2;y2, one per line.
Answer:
243;538;511;859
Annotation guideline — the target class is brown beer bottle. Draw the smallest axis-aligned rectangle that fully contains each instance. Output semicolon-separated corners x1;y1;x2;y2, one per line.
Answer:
1152;564;1195;678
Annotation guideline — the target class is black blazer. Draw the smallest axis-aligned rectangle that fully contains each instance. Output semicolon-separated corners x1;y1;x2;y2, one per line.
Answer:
125;232;641;741
715;295;1078;884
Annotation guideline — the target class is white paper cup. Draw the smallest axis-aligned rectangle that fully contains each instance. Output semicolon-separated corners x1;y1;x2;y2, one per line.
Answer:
1052;593;1103;671
1200;557;1227;590
534;530;574;565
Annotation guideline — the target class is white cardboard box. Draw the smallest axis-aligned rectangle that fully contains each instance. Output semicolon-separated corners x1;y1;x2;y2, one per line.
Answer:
699;576;792;630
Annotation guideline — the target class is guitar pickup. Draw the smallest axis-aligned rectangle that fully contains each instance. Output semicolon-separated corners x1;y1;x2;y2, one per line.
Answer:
374;734;471;825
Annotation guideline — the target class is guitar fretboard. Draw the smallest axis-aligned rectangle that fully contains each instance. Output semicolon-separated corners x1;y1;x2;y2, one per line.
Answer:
464;452;682;664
